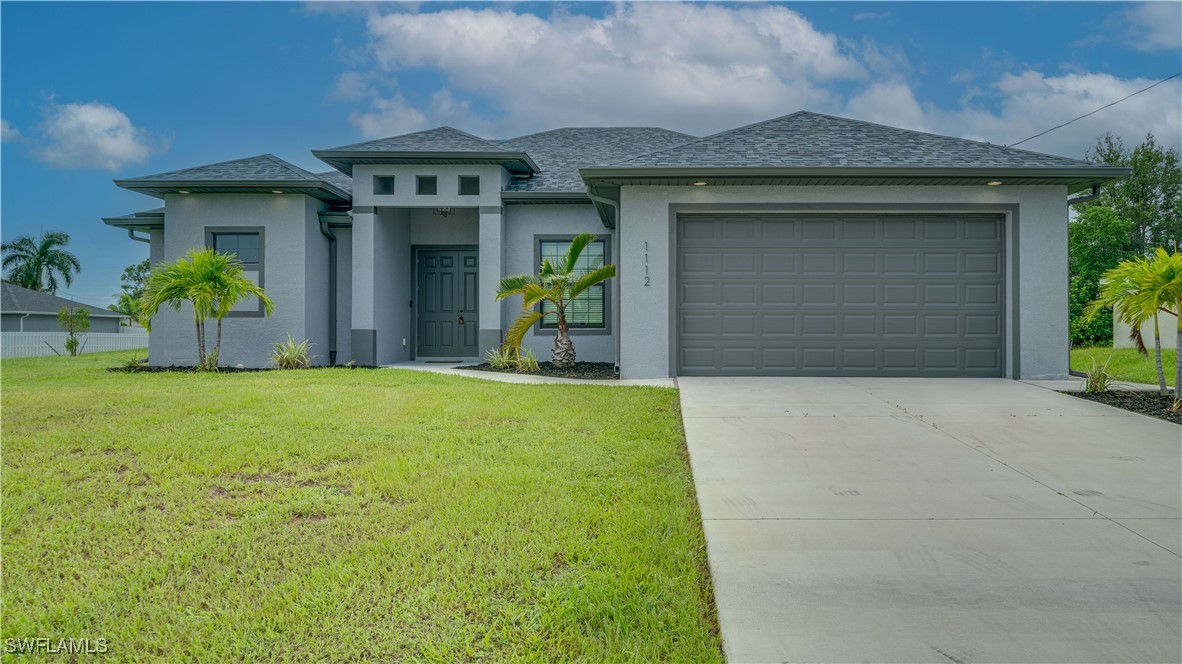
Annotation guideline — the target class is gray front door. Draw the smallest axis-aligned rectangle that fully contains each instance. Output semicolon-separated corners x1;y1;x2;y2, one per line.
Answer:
677;214;1005;377
417;249;479;357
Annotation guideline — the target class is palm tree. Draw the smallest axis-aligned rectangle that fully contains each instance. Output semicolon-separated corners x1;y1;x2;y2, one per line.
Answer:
140;247;274;370
1087;248;1182;395
1;231;81;294
108;292;143;327
495;233;616;367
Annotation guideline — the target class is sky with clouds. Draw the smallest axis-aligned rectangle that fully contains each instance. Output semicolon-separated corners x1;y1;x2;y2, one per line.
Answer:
2;1;1180;306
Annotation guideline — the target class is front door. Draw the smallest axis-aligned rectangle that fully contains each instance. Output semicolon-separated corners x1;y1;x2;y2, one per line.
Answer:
417;249;479;357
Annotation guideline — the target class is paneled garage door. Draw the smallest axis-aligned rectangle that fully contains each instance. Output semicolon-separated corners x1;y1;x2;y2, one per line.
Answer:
677;214;1005;376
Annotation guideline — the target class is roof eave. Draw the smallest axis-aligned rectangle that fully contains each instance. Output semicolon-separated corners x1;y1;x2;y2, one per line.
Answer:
311;150;540;177
579;166;1131;195
114;178;351;203
500;191;591;204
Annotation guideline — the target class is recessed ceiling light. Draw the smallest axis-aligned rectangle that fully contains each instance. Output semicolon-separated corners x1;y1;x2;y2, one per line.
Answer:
272;190;284;194
692;181;708;186
986;181;1003;186
177;190;190;194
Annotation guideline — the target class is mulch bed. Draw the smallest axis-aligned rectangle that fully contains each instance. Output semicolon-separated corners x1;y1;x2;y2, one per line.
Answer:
461;361;619;380
1064;390;1182;425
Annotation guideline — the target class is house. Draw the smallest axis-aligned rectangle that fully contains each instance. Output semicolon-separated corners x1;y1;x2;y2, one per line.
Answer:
1;283;125;332
104;111;1128;378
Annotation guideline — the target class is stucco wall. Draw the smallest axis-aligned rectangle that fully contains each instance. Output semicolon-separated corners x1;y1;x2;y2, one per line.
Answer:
373;207;412;364
1115;307;1179;350
503;203;617;364
617;185;1070;379
333;226;353;362
352;164;507;208
1;313;121;333
409;208;479;245
151;193;329;368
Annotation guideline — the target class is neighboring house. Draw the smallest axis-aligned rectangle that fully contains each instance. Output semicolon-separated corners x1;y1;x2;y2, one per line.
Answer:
0;283;124;333
1114;306;1179;351
104;111;1128;378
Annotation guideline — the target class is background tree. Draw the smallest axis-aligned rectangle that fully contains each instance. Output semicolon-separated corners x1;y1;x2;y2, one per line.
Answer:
0;231;81;294
119;258;151;300
1075;133;1182;254
1068;206;1136;347
140;248;273;370
56;306;91;357
496;233;616;368
108;292;143;327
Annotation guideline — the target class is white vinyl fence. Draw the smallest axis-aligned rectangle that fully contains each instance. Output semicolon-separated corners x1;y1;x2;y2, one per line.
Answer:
1;331;149;359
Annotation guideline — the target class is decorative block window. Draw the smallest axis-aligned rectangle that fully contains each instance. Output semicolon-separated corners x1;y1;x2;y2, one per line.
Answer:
373;175;396;195
538;238;606;329
416;175;437;195
207;228;264;316
458;175;480;196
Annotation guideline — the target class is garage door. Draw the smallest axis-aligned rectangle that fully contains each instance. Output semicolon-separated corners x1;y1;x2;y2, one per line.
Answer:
677;214;1004;376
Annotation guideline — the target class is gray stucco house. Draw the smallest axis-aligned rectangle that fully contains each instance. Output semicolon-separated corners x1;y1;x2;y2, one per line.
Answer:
1;283;124;332
104;111;1127;379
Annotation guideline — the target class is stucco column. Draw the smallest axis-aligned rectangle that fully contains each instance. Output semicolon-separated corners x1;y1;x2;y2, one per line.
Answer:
478;206;504;356
350;208;377;365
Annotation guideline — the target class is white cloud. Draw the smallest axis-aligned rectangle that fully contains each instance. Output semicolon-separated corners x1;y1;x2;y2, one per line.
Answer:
844;71;1182;160
852;12;890;22
1124;2;1182;52
32;101;161;171
1;119;20;143
337;2;1180;162
347;3;864;137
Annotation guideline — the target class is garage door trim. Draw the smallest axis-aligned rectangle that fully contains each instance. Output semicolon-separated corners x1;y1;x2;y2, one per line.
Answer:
666;203;1020;378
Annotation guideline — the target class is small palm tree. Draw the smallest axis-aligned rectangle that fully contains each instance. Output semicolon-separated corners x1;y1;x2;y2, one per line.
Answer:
1087;248;1182;395
496;233;616;368
1;231;81;294
140;248;274;370
108;292;143;327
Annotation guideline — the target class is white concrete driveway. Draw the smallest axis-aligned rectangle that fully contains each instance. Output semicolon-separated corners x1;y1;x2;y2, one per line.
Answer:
679;378;1181;664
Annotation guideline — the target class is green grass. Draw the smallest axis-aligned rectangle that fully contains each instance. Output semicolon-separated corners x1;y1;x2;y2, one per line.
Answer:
1070;347;1177;387
1;352;722;662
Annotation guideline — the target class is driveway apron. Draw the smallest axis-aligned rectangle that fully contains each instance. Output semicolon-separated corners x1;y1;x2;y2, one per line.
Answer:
679;377;1181;663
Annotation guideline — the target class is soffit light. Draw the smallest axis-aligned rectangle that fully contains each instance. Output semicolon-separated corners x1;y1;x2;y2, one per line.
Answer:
692;181;708;186
986;181;1003;186
272;190;284;194
177;190;190;194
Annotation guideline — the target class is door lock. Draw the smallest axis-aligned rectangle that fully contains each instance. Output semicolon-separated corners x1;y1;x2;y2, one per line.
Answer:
458;310;465;325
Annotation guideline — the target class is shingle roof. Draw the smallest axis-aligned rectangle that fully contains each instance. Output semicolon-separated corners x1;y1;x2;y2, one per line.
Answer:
610;111;1103;169
1;283;123;318
122;154;326;182
496;127;696;192
322;127;504;153
315;171;352;193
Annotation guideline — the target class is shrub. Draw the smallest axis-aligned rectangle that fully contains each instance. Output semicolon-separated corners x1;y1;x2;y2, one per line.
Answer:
270;335;313;369
56;306;90;357
485;347;517;370
1083;357;1117;393
517;348;540;373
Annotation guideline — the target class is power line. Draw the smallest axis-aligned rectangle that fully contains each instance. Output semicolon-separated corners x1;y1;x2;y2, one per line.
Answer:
1006;72;1181;149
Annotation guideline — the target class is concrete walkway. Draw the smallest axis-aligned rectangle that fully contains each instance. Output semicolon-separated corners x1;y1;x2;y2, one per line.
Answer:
680;377;1181;663
385;361;676;387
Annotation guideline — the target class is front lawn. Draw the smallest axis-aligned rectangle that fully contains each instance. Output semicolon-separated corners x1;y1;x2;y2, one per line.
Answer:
1;352;721;661
1070;347;1177;387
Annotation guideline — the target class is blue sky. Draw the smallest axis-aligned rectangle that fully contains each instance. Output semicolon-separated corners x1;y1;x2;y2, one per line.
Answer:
2;1;1180;306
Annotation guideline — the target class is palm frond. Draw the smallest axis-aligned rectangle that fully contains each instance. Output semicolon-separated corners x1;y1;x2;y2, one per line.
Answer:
501;310;544;353
496;274;538;299
559;233;596;274
568;264;617;300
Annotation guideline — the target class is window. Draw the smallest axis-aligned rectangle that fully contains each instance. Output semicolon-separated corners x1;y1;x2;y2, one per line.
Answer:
458;175;480;196
207;228;264;316
538;238;607;329
373;175;396;195
416;175;437;195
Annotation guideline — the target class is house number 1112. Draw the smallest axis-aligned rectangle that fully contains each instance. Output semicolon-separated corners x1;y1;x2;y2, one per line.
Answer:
644;242;650;286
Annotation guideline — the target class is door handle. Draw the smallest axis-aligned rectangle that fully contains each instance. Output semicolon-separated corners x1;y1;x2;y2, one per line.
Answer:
458;310;465;325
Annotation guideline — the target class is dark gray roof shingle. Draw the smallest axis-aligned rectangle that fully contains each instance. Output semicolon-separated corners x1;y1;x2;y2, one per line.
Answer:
315;171;353;193
610;111;1102;169
123;154;326;182
1;283;122;318
497;127;696;192
323;127;504;153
